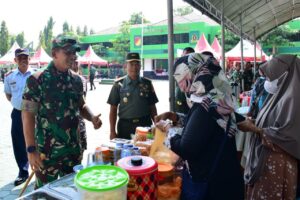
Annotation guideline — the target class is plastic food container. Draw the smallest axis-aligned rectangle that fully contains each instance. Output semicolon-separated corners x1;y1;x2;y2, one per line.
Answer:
158;163;174;185
134;127;149;142
117;156;158;200
74;165;129;200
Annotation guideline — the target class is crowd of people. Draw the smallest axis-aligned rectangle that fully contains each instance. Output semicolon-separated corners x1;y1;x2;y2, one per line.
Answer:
2;36;299;200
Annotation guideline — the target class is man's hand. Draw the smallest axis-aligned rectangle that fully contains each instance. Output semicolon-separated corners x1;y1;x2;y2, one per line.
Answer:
154;112;177;124
28;152;44;171
110;131;117;140
92;114;102;129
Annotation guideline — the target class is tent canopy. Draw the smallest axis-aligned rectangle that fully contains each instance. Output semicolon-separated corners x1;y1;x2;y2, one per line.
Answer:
78;45;108;66
194;34;220;59
211;37;222;56
29;47;52;66
0;42;20;65
183;0;300;41
225;40;268;62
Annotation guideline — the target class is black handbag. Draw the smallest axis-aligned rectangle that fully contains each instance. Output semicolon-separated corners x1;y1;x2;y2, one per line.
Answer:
181;116;232;200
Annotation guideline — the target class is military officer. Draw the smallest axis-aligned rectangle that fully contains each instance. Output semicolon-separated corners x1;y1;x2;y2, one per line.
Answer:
4;48;32;186
21;35;102;188
107;52;158;139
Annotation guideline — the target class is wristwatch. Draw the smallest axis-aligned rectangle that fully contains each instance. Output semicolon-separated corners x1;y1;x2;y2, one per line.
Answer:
26;146;36;153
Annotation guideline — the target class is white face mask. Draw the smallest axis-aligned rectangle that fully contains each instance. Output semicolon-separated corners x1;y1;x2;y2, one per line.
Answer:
264;79;278;94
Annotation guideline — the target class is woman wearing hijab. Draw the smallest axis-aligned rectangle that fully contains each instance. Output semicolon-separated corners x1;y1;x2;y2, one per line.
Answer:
238;55;300;199
155;53;244;200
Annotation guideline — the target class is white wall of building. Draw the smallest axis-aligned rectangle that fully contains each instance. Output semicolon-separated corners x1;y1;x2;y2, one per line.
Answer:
143;58;153;71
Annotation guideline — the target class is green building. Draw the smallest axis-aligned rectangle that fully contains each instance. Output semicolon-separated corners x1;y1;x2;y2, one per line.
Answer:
79;13;300;78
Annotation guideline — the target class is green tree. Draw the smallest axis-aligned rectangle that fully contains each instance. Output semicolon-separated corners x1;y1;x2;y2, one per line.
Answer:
83;25;88;36
259;25;292;55
38;31;46;49
0;21;9;56
9;36;16;47
129;12;150;25
63;22;70;33
76;26;82;35
173;6;193;16
16;32;25;47
216;29;240;52
112;21;130;63
43;17;55;53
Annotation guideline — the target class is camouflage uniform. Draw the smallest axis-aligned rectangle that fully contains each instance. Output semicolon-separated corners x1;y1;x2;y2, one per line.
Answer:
107;75;158;139
22;61;83;188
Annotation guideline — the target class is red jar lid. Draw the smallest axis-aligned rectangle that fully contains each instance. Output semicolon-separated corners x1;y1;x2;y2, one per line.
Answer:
117;156;157;175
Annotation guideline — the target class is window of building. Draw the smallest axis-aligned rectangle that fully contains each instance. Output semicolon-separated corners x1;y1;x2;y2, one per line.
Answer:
143;33;189;45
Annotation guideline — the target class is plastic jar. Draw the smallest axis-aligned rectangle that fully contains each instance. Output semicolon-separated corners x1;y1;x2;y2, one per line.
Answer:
157;163;174;185
134;127;148;142
75;165;129;200
117;156;158;200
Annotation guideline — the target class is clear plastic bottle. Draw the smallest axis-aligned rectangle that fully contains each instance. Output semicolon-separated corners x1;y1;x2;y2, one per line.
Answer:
132;147;141;156
114;142;124;164
121;144;132;158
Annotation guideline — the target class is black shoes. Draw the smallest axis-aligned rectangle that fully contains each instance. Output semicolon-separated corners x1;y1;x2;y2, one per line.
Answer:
14;176;28;186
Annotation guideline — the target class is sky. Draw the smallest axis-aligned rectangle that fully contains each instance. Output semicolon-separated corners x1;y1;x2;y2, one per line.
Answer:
0;0;188;47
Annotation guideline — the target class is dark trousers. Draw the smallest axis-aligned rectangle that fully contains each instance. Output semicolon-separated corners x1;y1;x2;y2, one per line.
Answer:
117;116;152;139
11;109;29;177
90;77;96;90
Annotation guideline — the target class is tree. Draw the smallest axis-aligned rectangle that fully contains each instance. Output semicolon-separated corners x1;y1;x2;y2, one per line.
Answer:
43;17;55;53
90;29;95;35
76;26;82;36
112;21;130;63
83;25;88;36
129;12;150;25
174;6;193;16
259;25;293;55
0;21;9;56
16;32;25;47
10;36;16;47
63;22;70;33
216;29;240;52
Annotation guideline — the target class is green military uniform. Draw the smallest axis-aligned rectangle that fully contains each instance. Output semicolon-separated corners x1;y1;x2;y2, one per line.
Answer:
22;61;83;188
107;75;159;139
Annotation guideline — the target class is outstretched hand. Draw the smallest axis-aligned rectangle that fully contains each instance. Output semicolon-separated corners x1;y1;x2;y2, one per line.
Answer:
237;118;262;134
92;113;102;129
154;112;177;124
155;120;172;133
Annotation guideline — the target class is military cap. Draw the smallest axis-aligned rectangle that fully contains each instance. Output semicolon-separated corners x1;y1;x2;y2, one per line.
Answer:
52;35;81;52
126;52;140;62
15;48;29;57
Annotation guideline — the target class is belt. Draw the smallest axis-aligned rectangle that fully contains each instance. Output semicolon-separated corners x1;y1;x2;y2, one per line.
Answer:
13;108;21;112
120;115;150;123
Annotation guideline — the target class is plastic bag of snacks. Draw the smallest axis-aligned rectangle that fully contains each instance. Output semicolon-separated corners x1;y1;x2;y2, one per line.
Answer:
150;127;179;165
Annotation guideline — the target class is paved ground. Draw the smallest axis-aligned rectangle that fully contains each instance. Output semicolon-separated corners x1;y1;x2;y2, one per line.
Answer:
0;80;169;199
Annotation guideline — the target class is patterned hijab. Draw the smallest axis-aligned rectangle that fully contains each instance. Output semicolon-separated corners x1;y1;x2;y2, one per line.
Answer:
174;53;237;136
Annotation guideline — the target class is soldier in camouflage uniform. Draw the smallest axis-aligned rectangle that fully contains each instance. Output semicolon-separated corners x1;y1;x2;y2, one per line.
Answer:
21;35;102;188
107;52;158;139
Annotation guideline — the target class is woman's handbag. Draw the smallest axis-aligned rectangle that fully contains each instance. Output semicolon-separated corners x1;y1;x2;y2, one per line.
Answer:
181;116;232;200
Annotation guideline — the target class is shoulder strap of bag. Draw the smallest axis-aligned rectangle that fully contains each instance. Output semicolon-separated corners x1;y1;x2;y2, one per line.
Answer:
207;115;232;180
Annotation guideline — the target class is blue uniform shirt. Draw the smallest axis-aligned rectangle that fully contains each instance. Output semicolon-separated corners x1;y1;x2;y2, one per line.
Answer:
4;68;33;110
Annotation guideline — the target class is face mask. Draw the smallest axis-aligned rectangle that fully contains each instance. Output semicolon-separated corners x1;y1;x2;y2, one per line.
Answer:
264;79;278;94
174;63;192;92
